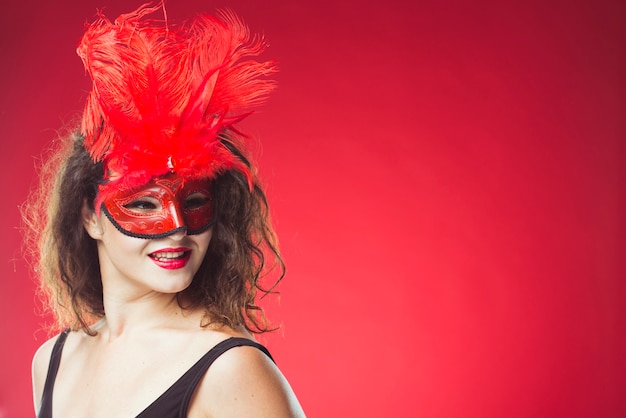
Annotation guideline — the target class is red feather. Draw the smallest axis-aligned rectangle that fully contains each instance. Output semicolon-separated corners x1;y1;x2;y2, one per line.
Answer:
77;3;276;210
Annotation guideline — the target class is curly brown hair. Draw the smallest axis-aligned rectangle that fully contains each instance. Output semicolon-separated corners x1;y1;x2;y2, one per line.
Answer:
22;131;284;336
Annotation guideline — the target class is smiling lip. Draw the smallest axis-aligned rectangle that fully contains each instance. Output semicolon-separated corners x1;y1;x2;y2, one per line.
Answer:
149;247;191;270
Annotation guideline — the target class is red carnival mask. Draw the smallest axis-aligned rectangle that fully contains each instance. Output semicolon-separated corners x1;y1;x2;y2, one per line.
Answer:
101;175;213;239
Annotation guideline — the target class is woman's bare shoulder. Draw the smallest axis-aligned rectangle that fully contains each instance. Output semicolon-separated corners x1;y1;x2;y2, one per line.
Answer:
190;338;306;418
32;330;68;381
31;330;68;412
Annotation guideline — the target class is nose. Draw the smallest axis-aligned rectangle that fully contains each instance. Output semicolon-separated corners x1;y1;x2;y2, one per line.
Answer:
168;200;186;230
161;200;187;239
165;227;188;241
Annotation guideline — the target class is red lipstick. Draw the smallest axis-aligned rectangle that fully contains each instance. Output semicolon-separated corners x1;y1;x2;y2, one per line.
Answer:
148;247;191;270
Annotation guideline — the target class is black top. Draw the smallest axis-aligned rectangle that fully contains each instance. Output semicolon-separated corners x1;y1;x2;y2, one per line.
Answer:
38;330;273;417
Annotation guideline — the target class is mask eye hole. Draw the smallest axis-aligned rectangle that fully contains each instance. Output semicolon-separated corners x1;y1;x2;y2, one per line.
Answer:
123;197;161;213
184;192;211;211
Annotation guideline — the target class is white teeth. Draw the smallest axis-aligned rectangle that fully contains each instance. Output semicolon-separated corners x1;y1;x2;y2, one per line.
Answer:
152;251;185;261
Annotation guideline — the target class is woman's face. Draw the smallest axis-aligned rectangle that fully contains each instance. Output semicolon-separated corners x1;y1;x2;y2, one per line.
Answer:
84;175;213;296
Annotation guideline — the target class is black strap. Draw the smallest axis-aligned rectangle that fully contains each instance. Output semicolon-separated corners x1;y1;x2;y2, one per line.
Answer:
38;329;71;418
138;337;274;417
180;337;274;414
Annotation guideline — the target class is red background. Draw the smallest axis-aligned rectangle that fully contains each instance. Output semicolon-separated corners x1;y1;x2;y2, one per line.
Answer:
1;1;624;417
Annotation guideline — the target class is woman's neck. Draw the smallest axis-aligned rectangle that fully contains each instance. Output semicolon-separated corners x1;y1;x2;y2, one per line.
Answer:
98;290;197;340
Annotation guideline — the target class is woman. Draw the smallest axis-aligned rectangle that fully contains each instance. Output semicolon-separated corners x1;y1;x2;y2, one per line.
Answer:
24;3;305;417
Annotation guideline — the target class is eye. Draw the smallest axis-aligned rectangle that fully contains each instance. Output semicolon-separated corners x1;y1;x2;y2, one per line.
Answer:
123;197;160;213
184;192;210;210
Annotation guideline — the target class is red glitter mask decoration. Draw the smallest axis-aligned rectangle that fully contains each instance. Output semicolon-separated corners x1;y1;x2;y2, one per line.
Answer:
102;174;213;239
77;3;276;222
